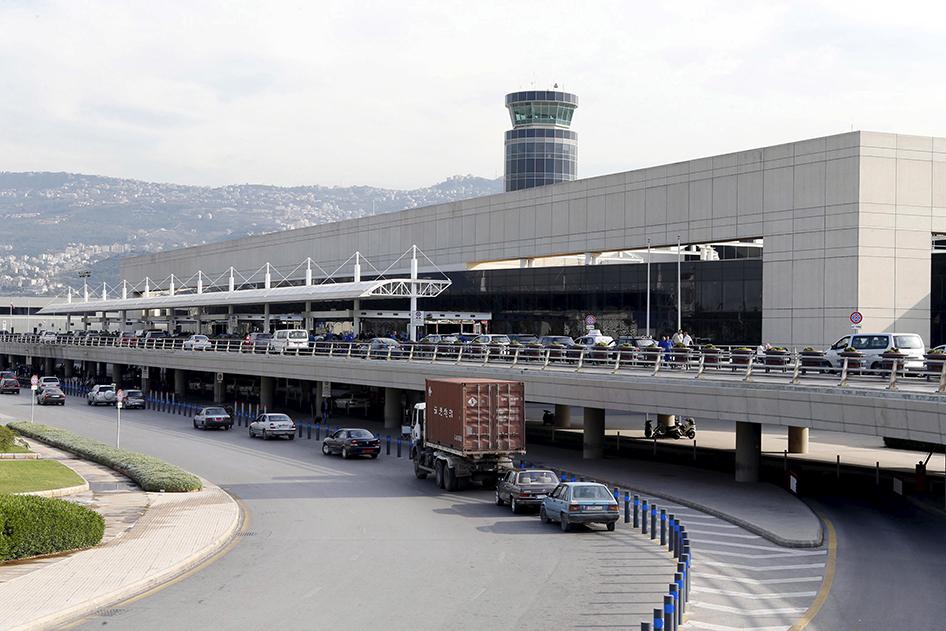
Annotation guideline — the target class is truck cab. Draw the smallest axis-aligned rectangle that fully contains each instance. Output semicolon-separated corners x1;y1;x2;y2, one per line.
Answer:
408;402;424;440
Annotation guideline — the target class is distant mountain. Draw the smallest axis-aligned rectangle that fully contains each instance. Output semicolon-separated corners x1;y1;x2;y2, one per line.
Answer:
0;171;503;295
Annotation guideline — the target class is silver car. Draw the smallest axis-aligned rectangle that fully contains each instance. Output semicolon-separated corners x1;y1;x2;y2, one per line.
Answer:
87;384;116;406
182;334;213;351
248;413;296;440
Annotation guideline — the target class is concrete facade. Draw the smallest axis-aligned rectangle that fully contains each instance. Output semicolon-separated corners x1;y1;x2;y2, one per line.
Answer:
118;131;945;348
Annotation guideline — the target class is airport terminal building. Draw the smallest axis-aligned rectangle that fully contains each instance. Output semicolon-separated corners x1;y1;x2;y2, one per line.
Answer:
118;130;946;348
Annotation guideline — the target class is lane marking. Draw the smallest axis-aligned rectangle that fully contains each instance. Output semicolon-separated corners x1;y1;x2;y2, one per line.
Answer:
691;586;818;599
690;601;808;615
787;515;837;631
698;561;825;571
692;539;826;553
686;622;789;631
697;550;826;559
696;574;823;585
686;528;763;539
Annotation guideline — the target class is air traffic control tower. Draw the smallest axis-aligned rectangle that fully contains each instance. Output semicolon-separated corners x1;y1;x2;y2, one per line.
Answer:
504;88;578;192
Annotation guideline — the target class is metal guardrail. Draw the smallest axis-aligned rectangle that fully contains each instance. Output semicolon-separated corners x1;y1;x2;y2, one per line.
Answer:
4;334;946;394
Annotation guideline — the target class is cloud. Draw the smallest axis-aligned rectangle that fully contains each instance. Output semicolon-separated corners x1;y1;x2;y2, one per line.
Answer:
1;0;946;188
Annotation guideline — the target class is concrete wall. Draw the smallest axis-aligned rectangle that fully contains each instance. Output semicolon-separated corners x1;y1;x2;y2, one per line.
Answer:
120;131;944;347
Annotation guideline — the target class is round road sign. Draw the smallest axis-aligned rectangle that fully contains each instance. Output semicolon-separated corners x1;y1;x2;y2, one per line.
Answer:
585;314;597;326
116;389;125;402
850;311;863;325
30;375;38;386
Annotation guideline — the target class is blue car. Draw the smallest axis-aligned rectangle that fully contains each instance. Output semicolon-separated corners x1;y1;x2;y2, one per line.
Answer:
539;482;620;532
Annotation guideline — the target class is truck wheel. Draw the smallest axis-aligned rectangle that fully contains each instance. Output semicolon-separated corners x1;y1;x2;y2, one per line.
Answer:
445;466;458;492
435;461;445;489
414;458;428;479
560;514;570;532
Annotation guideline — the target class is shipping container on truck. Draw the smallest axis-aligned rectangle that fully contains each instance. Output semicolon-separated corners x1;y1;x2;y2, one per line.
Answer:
410;378;525;492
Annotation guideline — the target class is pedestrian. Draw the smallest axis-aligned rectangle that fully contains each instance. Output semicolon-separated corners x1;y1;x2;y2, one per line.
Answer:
682;330;693;346
321;396;330;424
671;330;683;345
658;335;673;362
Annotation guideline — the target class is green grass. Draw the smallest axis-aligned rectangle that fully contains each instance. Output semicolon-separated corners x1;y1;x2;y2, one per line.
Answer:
1;443;31;454
0;460;85;494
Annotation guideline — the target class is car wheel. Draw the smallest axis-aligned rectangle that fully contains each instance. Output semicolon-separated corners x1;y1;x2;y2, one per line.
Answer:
249;427;254;438
560;513;570;532
193;420;198;429
435;461;445;489
495;490;505;506
540;506;551;524
510;497;519;514
262;430;269;440
606;522;616;532
287;435;294;441
321;442;330;455
341;447;350;459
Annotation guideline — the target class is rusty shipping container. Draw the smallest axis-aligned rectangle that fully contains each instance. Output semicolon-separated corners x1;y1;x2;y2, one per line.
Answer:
424;378;525;456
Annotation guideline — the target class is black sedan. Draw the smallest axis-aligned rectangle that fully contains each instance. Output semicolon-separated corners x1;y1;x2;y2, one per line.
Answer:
321;428;380;459
36;386;66;406
495;469;560;513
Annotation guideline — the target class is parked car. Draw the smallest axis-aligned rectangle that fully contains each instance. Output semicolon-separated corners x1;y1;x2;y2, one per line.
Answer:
122;389;146;409
87;384;117;406
539;482;620;532
242;332;273;352
613;336;658;349
539;335;577;348
508;334;538;344
0;378;20;394
142;330;169;341
824;332;925;371
38;376;60;393
418;334;460;345
37;386;65;406
193;406;232;431
38;331;58;343
495;469;560;513
270;329;310;352
0;370;16;381
182;334;213;351
117;331;139;347
467;334;511;348
333;393;371;415
321;428;381;459
361;337;401;357
575;330;615;348
248;413;296;440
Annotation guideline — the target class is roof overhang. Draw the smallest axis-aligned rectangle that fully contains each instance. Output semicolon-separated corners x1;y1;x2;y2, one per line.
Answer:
38;278;451;315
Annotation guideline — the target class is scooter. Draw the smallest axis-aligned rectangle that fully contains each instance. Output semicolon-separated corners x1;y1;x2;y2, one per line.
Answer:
542;409;555;426
645;417;696;440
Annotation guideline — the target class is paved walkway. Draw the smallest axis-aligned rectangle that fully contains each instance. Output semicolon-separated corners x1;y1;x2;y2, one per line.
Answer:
0;440;240;631
522;443;823;548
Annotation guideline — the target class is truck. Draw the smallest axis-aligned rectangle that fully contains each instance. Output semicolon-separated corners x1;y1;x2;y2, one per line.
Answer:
410;378;525;492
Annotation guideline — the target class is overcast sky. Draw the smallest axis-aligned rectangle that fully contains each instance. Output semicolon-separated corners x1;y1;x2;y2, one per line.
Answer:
2;0;946;189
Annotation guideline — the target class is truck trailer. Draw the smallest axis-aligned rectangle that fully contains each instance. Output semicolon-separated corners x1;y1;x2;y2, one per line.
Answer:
411;378;525;491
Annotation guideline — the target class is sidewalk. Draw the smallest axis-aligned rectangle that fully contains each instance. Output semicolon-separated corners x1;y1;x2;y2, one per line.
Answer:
0;441;241;631
524;442;823;548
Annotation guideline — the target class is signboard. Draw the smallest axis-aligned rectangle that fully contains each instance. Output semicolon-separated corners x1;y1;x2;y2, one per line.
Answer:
584;314;597;326
850;311;863;325
30;375;38;387
788;472;798;495
410;310;425;326
116;389;125;409
321;380;331;398
216;372;224;383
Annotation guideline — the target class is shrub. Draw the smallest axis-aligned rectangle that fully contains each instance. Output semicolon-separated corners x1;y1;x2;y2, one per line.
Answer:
703;344;717;350
844;346;858;353
0;493;104;561
928;348;945;355
802;346;819;352
6;423;202;492
734;347;752;352
0;426;15;452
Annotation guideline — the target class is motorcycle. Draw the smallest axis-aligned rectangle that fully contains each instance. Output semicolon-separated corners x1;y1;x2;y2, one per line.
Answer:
645;417;696;440
542;409;555;426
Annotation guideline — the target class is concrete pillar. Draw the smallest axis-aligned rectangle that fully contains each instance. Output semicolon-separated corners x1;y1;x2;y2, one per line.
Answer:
788;426;809;454
227;305;235;335
0;355;8;370
97;361;107;378
314;381;326;421
735;421;762;482
554;403;571;428
260;375;274;411
384;387;401;429
63;361;74;379
583;407;605;459
353;299;361;336
174;369;186;399
263;304;271;332
304;301;313;332
141;370;151;396
658;413;676;428
43;357;54;376
108;363;122;385
213;372;225;404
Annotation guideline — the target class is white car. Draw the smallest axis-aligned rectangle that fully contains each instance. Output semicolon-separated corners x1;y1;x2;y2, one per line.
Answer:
248;413;296;440
38;331;58;344
270;329;310;352
182;334;213;351
37;376;60;394
193;406;232;431
824;332;925;371
575;330;615;348
334;394;371;415
87;384;117;406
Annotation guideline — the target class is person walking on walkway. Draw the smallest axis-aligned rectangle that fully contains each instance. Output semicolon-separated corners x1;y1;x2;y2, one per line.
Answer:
682;330;693;346
658;335;673;362
671;330;683;345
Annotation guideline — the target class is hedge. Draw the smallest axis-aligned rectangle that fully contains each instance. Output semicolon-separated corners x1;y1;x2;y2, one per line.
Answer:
6;423;202;493
0;425;15;452
0;494;105;561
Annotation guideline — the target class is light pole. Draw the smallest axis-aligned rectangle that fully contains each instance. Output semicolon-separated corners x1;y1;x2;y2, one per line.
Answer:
646;239;652;337
676;236;682;332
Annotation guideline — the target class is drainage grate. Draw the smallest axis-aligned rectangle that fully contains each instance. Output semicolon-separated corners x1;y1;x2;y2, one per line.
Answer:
94;608;128;618
235;531;257;537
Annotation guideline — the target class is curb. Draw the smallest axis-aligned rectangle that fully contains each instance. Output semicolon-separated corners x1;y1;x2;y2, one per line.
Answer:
15;481;90;498
0;453;40;460
7;482;242;631
533;459;824;549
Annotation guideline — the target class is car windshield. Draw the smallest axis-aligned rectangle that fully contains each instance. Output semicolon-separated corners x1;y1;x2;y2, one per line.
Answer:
289;331;307;339
125;390;143;397
543;337;573;344
894;335;923;349
571;485;613;500
518;471;558;485
192;336;207;341
492;336;511;344
204;407;227;415
348;429;374;439
851;335;890;350
255;333;272;340
267;414;291;422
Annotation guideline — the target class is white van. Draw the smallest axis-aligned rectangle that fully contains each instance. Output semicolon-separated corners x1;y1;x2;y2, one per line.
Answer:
825;332;925;370
270;329;310;352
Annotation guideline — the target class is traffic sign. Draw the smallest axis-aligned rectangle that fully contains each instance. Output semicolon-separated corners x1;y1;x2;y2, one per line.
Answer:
116;389;125;402
585;314;597;326
30;375;38;386
850;311;863;325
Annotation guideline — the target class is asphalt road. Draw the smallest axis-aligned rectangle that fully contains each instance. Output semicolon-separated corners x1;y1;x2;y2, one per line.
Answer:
0;394;674;631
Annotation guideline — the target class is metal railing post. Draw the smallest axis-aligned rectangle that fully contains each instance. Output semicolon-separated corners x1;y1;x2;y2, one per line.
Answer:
652;352;662;376
790;352;802;384
431;345;438;362
938;360;946;394
482;346;491;367
886;359;899;390
542;348;551;370
694;353;705;379
574;348;585;372
511;346;520;367
838;357;849;387
742;354;754;383
454;344;464;365
408;345;415;362
611;350;622;374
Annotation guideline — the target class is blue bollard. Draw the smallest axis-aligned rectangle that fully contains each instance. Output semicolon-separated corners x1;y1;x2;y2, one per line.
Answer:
386;435;391;455
634;495;640;528
315;424;321;440
613;487;619;501
307;424;311;439
624;492;630;524
660;509;667;546
663;594;674;631
651;505;657;540
653;608;663;630
642;500;648;534
396;437;402;458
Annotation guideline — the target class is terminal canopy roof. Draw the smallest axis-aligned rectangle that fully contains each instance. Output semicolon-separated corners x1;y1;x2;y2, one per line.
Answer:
38;278;451;315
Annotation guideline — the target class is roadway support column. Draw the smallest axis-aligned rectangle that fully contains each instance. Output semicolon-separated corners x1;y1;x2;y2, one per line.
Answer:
658;413;675;429
0;354;8;370
141;369;151;396
384;387;401;430
788;426;809;454
735;421;761;482
43;357;54;376
108;363;125;386
213;372;225;404
314;381;326;421
64;361;74;379
583;407;605;459
174;369;186;399
554;404;571;428
260;376;274;411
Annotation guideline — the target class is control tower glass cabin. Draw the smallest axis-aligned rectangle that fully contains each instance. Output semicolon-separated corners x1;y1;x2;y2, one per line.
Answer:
504;90;578;192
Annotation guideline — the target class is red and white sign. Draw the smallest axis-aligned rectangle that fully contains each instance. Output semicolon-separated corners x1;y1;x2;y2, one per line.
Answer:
850;311;863;325
30;375;38;386
116;389;125;402
585;314;597;326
